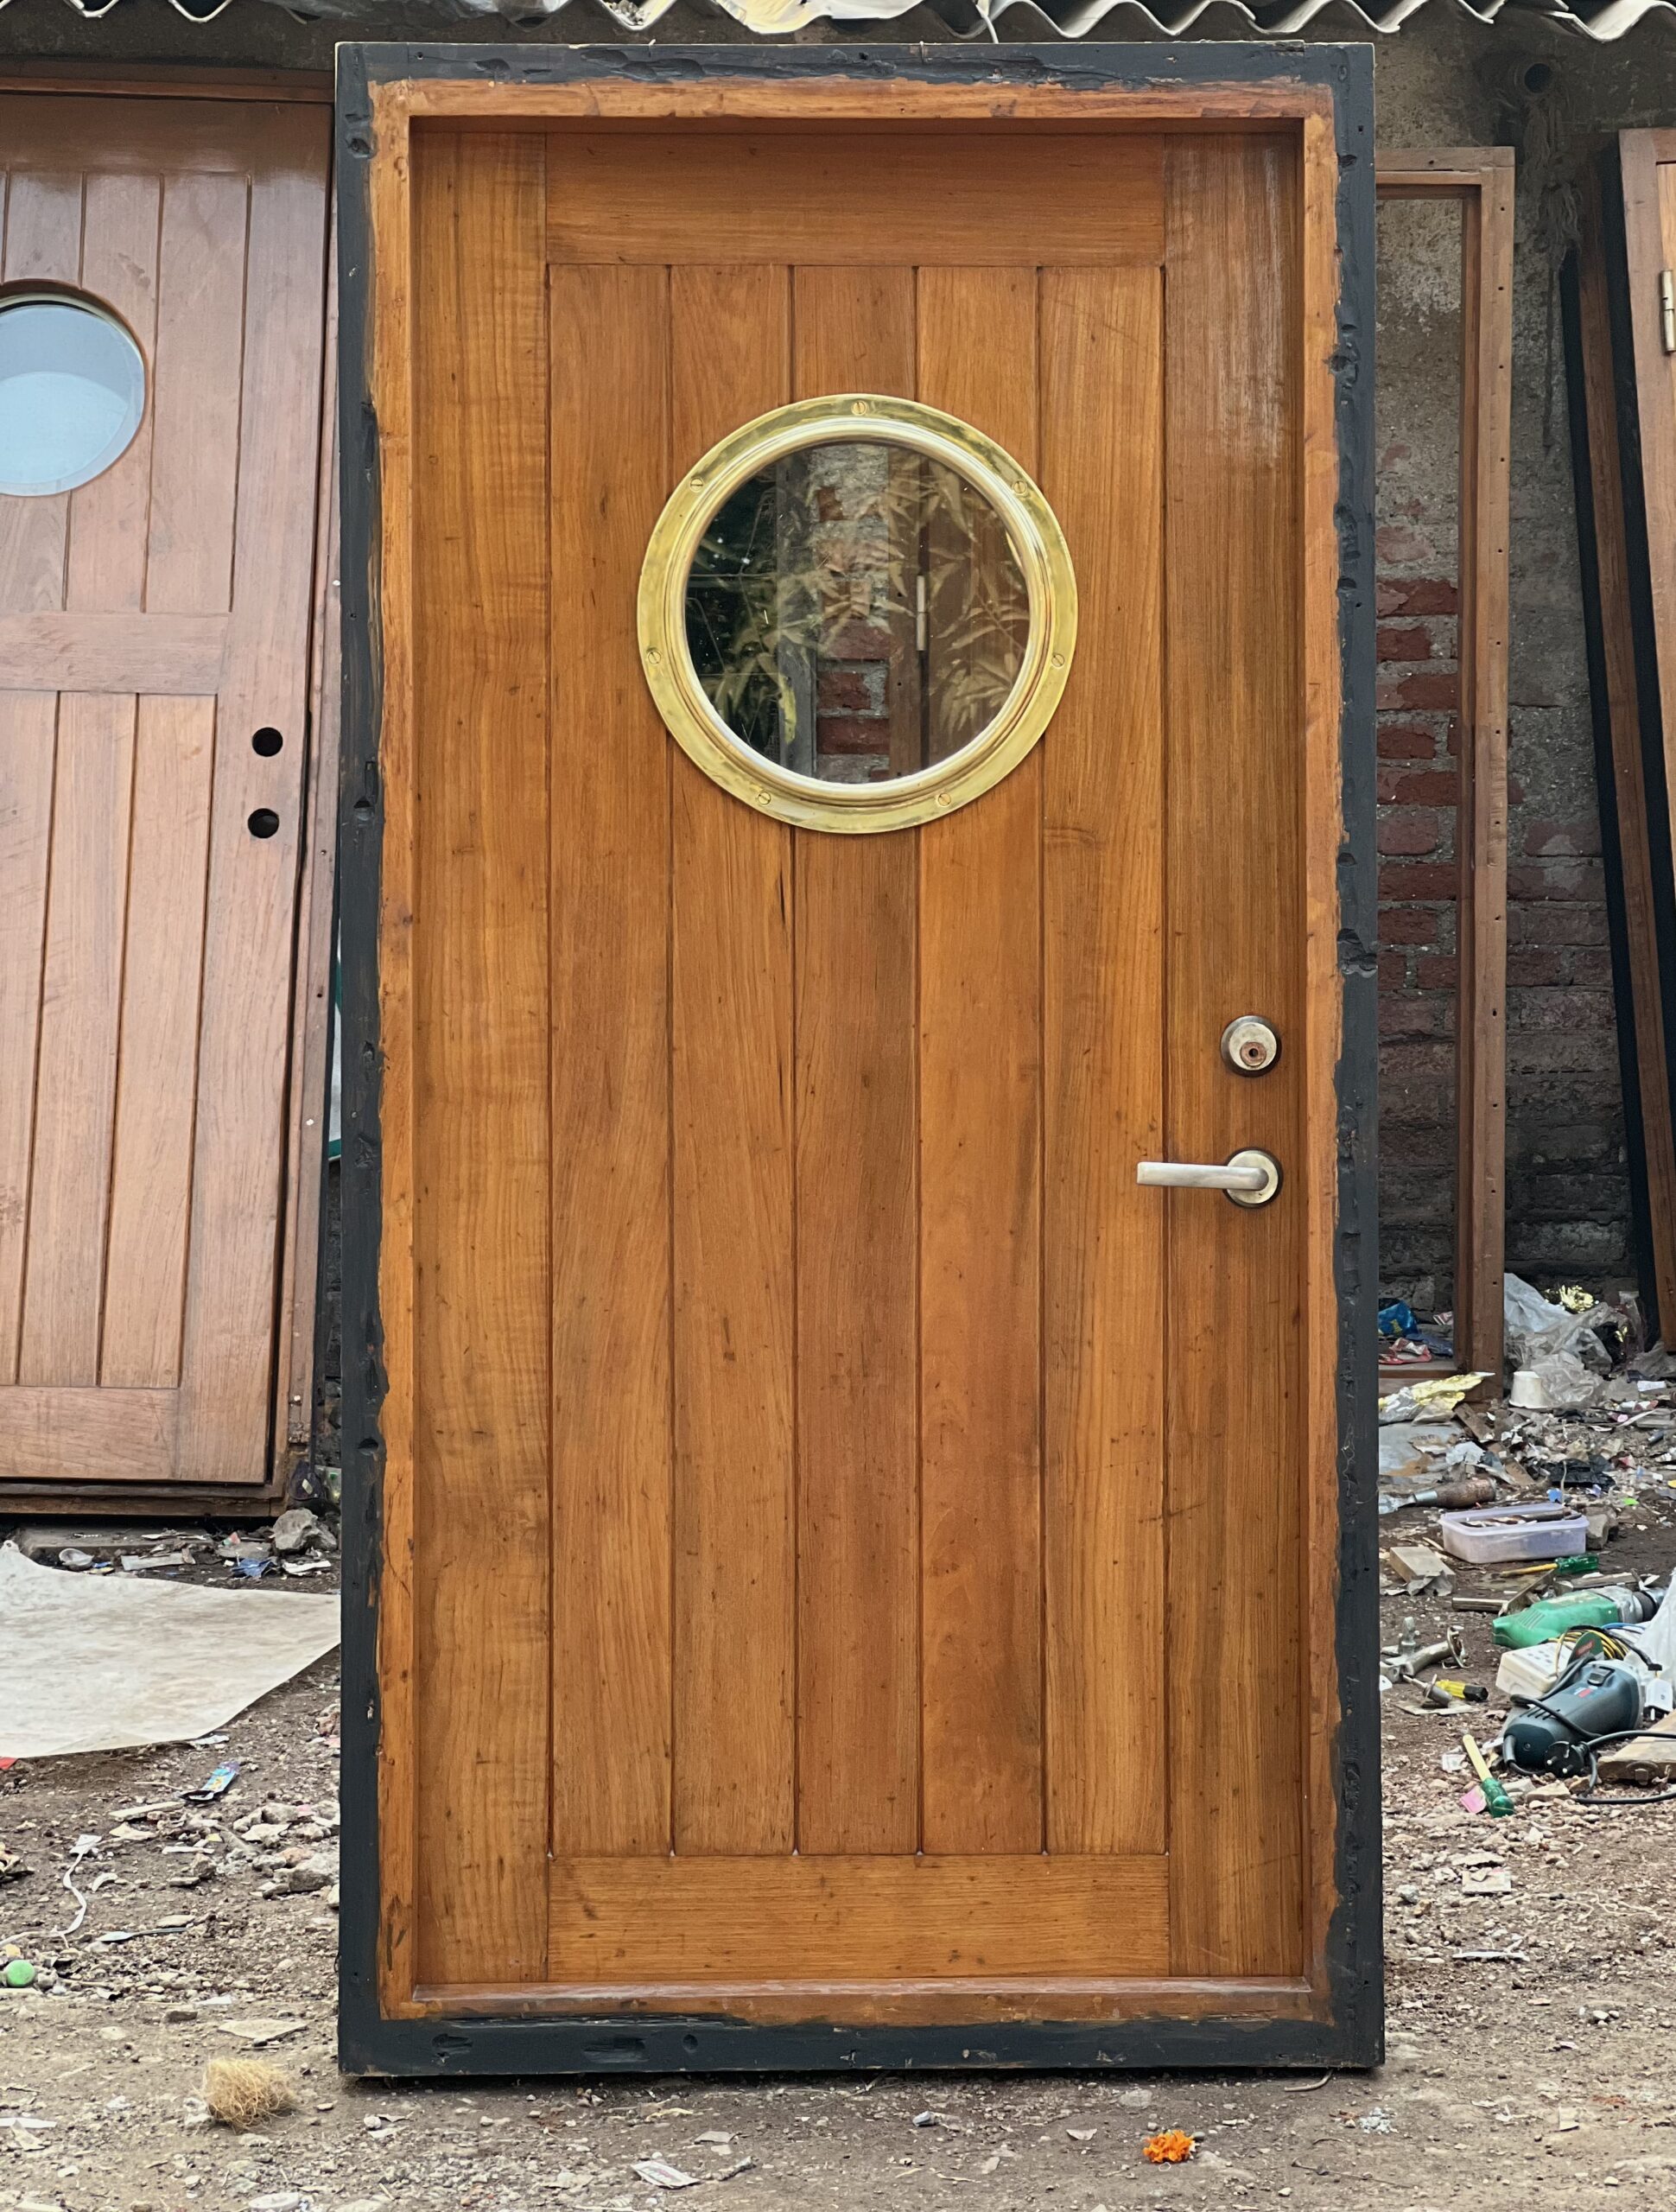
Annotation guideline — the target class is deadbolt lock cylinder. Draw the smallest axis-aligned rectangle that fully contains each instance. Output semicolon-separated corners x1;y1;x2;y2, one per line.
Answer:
1221;1015;1280;1074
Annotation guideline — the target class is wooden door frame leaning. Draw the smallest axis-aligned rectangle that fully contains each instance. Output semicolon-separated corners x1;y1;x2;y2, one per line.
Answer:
1374;151;1513;1390
1564;133;1676;1341
336;40;1381;2078
0;67;337;1516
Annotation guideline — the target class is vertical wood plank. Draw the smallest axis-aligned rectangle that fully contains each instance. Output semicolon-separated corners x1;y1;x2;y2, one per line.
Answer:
916;266;1044;1856
0;172;82;615
276;232;341;1455
18;692;136;1386
0;695;57;1385
145;172;249;615
100;696;213;1388
669;265;797;1855
792;266;921;1856
408;130;550;1984
67;172;162;613
548;263;675;1859
174;115;327;1485
1163;137;1307;1976
1453;165;1512;1378
1041;267;1167;1857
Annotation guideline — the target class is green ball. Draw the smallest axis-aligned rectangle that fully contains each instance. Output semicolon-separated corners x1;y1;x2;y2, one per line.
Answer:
2;1959;36;1988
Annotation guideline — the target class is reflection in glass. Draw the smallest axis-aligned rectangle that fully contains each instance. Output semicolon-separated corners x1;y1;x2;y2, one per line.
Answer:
684;440;1029;785
0;293;147;499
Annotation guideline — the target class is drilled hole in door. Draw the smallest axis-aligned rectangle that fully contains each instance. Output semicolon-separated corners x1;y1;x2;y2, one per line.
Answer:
251;727;283;757
248;807;280;839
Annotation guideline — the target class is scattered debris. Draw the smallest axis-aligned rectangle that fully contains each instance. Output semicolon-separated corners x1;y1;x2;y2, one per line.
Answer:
1383;1540;1454;1592
1504;1654;1645;1774
1142;2128;1197;2164
1597;1712;1676;1783
632;2158;701;2189
1379;1372;1492;1425
201;2056;299;2131
184;1761;240;1802
1439;1502;1590;1564
218;2017;306;2047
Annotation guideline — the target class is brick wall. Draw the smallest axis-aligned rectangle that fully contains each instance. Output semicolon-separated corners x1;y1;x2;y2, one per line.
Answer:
1375;532;1627;1311
1375;545;1464;1310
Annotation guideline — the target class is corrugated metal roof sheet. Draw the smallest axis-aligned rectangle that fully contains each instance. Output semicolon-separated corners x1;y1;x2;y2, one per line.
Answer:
29;0;1676;40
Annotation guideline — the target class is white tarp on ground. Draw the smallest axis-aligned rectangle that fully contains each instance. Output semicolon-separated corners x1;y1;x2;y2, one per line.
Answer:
0;1544;340;1758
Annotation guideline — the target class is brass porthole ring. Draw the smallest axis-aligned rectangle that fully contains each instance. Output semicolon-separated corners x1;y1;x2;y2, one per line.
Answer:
636;394;1078;836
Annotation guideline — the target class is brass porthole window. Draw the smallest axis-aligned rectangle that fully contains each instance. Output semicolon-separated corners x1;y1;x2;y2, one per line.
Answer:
638;395;1077;835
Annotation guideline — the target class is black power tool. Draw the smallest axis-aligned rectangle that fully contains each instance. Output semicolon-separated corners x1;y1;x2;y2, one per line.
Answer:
1502;1655;1646;1777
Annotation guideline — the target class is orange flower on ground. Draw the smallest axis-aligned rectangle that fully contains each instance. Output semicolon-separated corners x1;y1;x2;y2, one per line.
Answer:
1142;2128;1197;2164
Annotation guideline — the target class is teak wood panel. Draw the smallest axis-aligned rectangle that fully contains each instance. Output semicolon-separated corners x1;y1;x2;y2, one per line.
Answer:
0;96;330;1491
545;129;1164;266
346;48;1376;2073
548;1855;1171;1983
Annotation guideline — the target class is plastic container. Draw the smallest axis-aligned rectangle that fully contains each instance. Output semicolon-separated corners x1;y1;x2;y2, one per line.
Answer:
1438;1502;1589;1565
1493;1588;1660;1650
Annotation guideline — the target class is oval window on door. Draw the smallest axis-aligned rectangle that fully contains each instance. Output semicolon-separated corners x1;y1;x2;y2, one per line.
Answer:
638;395;1076;834
0;290;146;498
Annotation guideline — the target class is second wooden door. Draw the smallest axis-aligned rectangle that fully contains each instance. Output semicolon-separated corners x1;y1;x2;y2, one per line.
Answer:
0;95;329;1495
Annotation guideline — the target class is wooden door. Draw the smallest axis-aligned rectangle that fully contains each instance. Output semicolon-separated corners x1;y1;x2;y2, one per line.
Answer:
0;97;329;1491
340;47;1380;2074
1582;131;1676;1331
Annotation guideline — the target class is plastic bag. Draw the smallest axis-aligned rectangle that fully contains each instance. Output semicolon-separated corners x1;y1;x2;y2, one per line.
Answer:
1503;1274;1613;1374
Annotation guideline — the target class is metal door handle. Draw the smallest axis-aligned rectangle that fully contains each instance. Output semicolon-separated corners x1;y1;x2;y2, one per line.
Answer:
1135;1148;1282;1207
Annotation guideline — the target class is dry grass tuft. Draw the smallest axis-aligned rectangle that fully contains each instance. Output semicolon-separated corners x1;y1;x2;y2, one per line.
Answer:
201;2055;299;2130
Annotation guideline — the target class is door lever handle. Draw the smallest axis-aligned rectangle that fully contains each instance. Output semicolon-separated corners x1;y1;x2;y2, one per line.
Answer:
1135;1148;1282;1207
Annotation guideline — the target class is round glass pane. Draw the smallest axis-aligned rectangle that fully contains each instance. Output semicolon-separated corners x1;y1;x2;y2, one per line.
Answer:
0;292;146;498
684;440;1030;786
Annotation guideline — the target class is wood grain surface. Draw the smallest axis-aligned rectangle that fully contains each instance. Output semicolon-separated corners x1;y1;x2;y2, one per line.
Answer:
790;267;923;1858
916;265;1044;1857
669;264;797;1856
1041;265;1168;1858
547;260;675;1862
1162;136;1307;1979
550;1854;1171;1982
546;130;1163;268
408;130;552;1985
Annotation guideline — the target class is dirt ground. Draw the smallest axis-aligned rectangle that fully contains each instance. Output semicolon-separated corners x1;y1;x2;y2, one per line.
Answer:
4;1503;1676;2212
